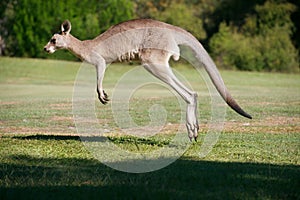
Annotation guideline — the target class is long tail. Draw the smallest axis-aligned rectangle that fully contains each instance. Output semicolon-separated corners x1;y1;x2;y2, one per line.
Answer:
200;50;252;119
179;38;252;119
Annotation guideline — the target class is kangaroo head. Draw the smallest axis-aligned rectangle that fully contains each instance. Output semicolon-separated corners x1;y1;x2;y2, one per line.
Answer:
44;20;72;53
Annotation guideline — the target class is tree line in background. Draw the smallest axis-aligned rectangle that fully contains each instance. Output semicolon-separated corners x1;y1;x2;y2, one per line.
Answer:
0;0;299;72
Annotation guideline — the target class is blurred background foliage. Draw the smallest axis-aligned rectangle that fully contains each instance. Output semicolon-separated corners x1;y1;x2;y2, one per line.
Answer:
0;0;299;72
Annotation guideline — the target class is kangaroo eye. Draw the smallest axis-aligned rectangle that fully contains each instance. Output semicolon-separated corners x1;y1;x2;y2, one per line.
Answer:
50;39;56;44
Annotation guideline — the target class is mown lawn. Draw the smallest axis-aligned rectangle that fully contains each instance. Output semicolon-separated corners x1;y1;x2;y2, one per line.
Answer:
0;57;299;199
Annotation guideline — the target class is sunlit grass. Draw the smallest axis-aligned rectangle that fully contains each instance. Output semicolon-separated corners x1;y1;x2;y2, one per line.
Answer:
0;57;299;199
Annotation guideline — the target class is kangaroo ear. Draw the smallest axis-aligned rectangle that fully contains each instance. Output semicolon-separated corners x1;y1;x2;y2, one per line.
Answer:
61;20;71;35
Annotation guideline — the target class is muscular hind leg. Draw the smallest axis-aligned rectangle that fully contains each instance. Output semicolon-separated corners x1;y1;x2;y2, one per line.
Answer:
141;49;199;141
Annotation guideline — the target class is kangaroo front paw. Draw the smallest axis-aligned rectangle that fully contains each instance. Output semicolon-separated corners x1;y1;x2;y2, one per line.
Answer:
97;90;109;104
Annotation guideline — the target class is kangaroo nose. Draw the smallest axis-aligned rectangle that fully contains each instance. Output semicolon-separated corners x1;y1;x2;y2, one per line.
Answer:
44;47;47;52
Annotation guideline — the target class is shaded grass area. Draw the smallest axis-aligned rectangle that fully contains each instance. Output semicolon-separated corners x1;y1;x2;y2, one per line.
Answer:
0;57;299;199
1;160;298;200
0;134;299;199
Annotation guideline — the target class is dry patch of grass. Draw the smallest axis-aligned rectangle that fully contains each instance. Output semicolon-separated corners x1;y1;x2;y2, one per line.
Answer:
222;116;300;134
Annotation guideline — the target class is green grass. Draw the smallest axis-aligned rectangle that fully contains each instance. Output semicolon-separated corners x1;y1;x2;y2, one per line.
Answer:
0;57;299;199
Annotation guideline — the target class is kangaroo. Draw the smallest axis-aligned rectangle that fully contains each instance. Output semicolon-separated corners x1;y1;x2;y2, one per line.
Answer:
44;19;252;141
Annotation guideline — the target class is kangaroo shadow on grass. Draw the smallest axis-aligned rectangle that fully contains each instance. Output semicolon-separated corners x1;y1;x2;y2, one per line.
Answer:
12;135;82;141
12;134;169;145
1;135;299;200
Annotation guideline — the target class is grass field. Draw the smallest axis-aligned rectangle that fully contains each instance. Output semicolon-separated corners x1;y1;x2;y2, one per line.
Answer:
0;57;299;199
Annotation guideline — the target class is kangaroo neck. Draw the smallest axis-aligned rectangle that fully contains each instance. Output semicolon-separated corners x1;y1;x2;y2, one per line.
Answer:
67;34;90;61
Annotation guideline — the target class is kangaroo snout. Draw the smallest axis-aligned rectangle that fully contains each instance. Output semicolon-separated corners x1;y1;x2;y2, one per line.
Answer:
44;45;55;54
